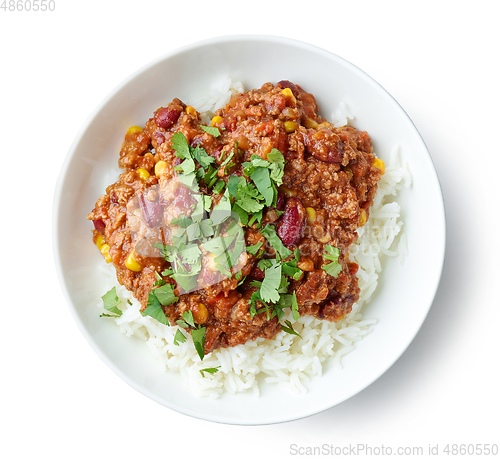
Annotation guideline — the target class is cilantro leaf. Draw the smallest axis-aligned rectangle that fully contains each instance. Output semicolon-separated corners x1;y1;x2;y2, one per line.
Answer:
200;366;220;377
154;283;179;306
236;194;264;213
260;261;282;304
251;167;274;206
176;157;196;175
246;241;263;256
213;180;225;194
210;189;232;225
192;327;206;360
199;219;214;237
322;245;342;278
231;203;249;226
179;243;201;265
291;291;299;321
182;310;196;328
203;195;212;212
261;224;292;259
282;248;303;280
280;320;302;339
101;287;123;317
219;148;235;171
191;144;216;169
267;148;285;186
170;215;193;228
173;329;187;346
227;175;239;198
199;125;222;137
142;291;169;325
171;132;190;159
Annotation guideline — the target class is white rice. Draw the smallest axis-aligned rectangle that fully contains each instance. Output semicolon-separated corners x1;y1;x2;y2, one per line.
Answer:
94;81;411;397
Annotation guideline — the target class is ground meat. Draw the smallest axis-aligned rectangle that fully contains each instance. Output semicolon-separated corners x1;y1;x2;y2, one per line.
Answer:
87;81;382;354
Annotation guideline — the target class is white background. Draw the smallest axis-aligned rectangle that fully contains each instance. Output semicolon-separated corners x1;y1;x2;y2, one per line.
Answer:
1;1;499;458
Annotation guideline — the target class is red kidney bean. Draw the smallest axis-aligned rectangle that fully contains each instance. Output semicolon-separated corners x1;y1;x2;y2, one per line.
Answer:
153;131;165;145
172;184;195;215
93;218;105;233
190;136;203;148
277;80;299;96
139;193;163;227
250;264;265;280
154;107;181;130
276;192;285;211
277;197;306;246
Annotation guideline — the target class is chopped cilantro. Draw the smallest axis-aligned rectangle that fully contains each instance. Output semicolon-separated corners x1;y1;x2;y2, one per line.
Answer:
142;291;170;325
199;125;222;137
291;292;299;321
260;261;282;303
210;189;232;225
280;320;302;339
261;224;292;259
101;287;122;317
153;283;178;306
227;174;239;198
191;144;216;169
182;310;196;328
212;180;225;194
231;203;249;226
322;245;342;278
251;166;273;206
173;329;187;346
170;215;193;228
246;241;263;256
171;132;190;159
191;327;206;360
199;366;220;377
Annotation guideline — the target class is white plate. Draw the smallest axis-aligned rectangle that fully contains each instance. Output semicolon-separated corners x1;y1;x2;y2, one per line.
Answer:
53;35;445;425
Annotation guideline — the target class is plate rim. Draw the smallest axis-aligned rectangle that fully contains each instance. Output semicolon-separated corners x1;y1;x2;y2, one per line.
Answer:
53;34;446;425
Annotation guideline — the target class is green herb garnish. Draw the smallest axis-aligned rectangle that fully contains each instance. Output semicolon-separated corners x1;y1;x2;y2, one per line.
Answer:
199;366;220;377
173;329;187;346
100;287;122;317
322;245;342;278
199;125;222;137
280;320;302;339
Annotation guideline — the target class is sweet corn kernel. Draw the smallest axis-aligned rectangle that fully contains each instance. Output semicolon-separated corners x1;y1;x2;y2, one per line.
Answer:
100;244;112;263
193;303;209;324
280;186;297;197
318;234;331;244
297;258;315;272
96;234;105;251
373;158;385;175
303;118;319;129
127;126;143;136
155;160;167;177
126;251;142;272
186;105;197;117
210;115;223;127
306;207;317;224
137;168;150;180
281;87;296;105
359;210;367;227
284;121;298;134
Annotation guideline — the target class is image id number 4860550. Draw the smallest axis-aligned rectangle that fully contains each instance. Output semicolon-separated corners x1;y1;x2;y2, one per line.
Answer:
1;0;55;11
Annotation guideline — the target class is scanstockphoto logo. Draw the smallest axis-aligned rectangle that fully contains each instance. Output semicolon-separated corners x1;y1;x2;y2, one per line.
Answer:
289;444;425;456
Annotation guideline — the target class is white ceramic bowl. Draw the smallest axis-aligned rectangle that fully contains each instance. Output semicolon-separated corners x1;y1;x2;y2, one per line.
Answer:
53;35;445;425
